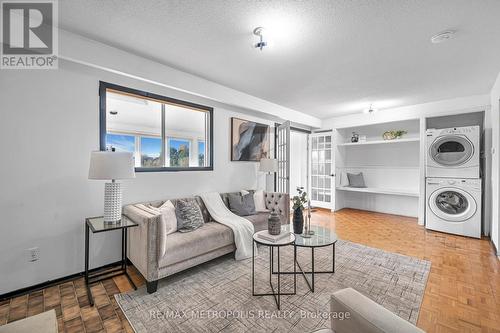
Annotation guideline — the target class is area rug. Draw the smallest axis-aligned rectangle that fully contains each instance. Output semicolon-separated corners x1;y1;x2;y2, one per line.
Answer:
116;240;430;333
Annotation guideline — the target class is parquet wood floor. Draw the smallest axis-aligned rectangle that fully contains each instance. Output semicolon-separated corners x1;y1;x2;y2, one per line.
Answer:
0;208;498;332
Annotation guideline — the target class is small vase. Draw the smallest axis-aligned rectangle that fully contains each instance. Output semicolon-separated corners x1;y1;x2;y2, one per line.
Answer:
293;208;304;234
268;211;281;235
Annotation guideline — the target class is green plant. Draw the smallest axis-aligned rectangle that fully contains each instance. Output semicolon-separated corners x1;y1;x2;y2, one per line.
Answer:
383;130;408;139
292;187;308;210
392;130;407;137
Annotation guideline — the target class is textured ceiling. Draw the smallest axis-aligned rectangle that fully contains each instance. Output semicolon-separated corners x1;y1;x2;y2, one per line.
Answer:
60;0;500;119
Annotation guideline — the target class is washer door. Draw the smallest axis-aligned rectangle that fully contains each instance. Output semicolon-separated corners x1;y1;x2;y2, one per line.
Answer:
429;187;477;222
429;135;474;167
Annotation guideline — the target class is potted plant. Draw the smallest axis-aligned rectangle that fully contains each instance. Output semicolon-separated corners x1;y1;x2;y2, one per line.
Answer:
382;130;407;140
292;187;308;234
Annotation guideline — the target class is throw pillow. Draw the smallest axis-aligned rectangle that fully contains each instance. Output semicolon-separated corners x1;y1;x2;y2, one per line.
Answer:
155;200;177;235
228;193;256;216
253;190;269;212
175;199;205;233
347;172;367;188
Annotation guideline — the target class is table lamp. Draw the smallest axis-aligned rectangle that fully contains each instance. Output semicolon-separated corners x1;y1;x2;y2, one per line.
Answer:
259;158;278;192
89;151;135;224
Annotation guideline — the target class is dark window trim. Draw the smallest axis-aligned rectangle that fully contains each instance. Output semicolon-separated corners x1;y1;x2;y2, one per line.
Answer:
99;81;214;172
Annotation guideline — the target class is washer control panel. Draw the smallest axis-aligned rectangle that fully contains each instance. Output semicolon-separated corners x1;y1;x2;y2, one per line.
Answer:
427;178;481;190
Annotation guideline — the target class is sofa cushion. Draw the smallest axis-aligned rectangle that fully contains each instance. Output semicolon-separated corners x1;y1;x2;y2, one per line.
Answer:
228;193;256;216
244;212;270;232
175;198;205;233
148;200;177;235
254;190;269;213
159;222;234;267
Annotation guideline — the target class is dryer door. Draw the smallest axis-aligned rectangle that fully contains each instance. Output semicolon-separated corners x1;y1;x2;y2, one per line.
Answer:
429;187;477;222
429;135;474;167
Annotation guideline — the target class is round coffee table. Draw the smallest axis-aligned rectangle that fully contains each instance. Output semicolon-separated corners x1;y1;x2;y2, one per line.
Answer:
280;224;338;292
252;231;296;310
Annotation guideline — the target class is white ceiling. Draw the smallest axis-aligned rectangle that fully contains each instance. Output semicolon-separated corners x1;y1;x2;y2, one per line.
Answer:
60;0;500;119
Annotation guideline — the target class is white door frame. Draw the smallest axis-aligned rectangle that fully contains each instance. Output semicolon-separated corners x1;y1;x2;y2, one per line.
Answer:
309;131;335;210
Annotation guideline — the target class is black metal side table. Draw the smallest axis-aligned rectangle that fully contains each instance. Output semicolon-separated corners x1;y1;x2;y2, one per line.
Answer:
85;216;138;306
252;231;296;310
274;224;338;292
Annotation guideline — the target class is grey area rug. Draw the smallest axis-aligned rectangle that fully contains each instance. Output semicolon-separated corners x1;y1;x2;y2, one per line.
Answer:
116;240;430;333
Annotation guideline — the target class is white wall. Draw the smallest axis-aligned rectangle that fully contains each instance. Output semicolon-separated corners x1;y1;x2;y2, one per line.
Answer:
0;60;276;294
490;72;500;255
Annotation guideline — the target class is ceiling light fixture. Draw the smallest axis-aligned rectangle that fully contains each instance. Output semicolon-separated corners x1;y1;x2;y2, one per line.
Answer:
430;30;456;44
363;104;378;114
253;27;268;51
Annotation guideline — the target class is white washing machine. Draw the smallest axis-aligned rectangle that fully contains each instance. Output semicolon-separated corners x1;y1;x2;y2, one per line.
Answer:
426;126;480;178
425;177;481;238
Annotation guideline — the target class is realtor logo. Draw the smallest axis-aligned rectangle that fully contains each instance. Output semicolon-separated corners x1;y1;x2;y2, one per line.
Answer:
1;0;58;69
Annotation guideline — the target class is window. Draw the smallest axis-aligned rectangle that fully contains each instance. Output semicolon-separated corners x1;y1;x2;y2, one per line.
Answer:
141;137;162;167
168;138;190;167
105;134;135;153
100;82;213;171
198;141;205;167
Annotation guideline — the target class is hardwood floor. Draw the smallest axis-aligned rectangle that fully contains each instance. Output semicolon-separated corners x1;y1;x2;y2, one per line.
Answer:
0;208;499;332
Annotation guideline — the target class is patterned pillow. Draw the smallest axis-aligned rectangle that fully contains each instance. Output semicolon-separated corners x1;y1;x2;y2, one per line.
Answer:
175;199;204;233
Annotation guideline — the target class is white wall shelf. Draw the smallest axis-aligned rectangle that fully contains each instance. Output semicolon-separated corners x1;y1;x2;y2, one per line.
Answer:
333;118;421;218
337;137;420;146
336;186;419;197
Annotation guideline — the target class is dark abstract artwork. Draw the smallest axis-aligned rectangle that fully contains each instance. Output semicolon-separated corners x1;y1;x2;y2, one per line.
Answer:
231;117;270;161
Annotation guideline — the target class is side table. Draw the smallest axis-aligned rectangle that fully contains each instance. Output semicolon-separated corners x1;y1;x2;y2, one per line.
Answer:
252;231;296;310
85;216;138;306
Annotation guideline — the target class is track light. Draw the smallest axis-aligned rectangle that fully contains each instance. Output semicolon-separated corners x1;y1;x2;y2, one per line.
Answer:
253;27;268;51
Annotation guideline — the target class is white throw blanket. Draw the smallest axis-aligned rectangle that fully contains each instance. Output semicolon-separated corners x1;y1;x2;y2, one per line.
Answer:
199;192;255;260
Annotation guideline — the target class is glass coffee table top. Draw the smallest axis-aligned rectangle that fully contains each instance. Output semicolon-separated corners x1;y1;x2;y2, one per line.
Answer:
282;224;337;247
86;216;138;233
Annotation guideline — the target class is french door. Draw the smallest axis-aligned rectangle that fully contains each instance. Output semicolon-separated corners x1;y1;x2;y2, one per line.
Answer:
310;132;335;209
276;121;291;195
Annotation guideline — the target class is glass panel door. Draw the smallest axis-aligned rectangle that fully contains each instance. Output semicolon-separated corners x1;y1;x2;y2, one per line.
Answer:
310;132;334;209
277;121;291;194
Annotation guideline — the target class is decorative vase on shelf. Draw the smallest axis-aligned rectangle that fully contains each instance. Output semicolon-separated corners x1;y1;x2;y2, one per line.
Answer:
268;211;281;235
292;208;304;234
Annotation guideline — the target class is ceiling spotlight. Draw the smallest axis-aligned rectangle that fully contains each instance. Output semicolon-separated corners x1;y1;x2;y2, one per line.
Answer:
363;104;378;114
431;30;456;44
253;27;268;51
109;110;118;115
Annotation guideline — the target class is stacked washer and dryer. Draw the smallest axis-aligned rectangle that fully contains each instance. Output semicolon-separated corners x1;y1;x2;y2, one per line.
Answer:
425;126;482;238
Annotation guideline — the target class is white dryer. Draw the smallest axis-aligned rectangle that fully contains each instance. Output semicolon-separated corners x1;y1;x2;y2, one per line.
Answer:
425;178;481;238
426;126;480;178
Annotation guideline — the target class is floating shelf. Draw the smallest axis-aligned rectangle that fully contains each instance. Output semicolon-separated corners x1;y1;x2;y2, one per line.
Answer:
337;137;420;146
336;186;419;197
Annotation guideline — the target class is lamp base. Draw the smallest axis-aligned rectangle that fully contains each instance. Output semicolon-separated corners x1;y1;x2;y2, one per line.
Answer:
104;182;122;224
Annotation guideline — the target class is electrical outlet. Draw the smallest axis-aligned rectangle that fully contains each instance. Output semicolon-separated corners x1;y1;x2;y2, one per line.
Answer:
27;247;39;262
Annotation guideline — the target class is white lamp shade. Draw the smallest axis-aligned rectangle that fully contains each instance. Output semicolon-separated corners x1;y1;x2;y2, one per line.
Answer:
259;158;278;172
88;151;136;180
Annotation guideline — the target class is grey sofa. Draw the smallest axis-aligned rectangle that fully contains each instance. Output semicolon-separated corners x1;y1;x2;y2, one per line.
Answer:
314;288;424;333
123;191;289;293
